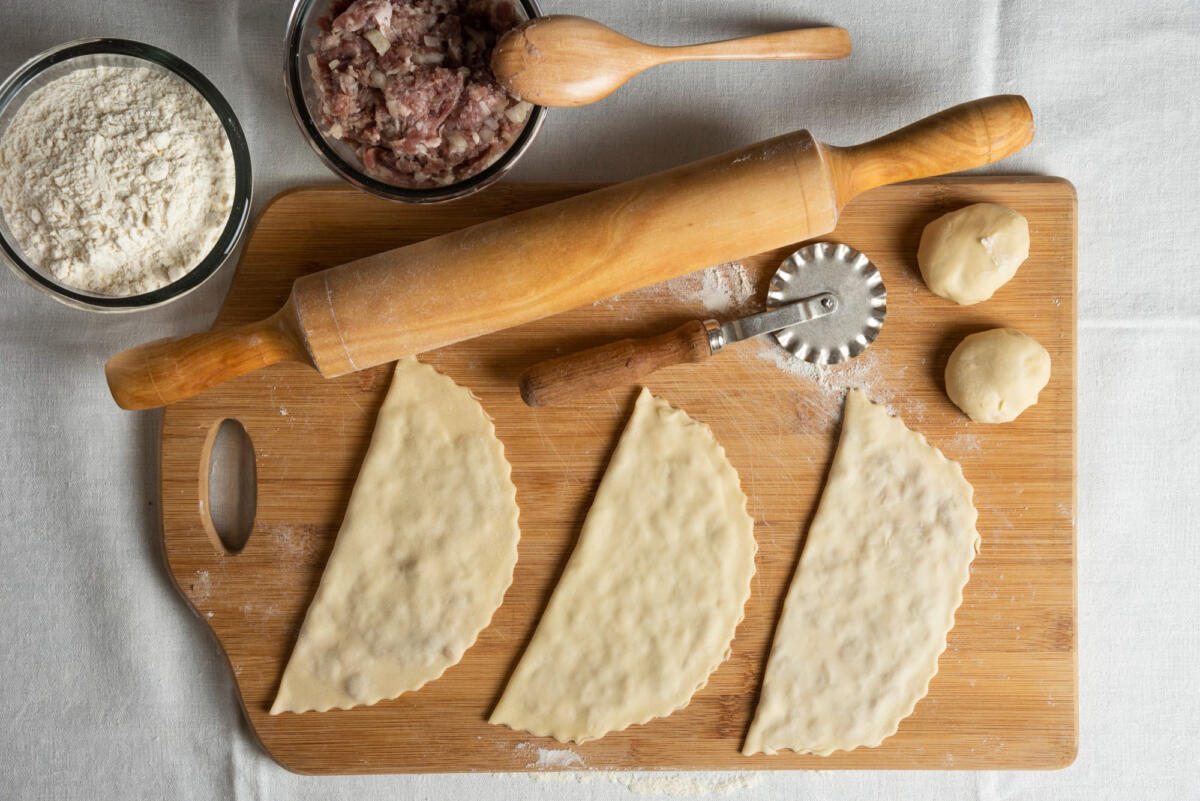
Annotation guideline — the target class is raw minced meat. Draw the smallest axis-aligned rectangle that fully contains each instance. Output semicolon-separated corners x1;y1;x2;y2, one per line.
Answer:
309;0;533;188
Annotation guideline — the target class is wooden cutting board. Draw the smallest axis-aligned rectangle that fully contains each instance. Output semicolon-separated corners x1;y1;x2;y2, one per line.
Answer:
160;178;1077;774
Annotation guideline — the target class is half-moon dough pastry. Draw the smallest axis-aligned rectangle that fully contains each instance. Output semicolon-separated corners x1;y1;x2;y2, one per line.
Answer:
490;388;755;743
918;202;1029;305
945;327;1051;423
271;357;520;714
743;389;979;756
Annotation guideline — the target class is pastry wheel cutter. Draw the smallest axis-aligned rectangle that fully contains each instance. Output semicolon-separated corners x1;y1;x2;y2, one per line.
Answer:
519;241;886;406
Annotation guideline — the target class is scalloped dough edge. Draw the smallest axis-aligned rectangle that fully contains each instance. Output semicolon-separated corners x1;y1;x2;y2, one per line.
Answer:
742;389;979;756
490;388;756;744
270;358;520;715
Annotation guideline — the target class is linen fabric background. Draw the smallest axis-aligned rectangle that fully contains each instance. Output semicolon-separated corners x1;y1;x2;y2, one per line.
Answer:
1;1;1196;798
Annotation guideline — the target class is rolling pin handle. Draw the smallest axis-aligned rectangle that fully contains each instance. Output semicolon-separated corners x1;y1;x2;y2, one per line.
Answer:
827;95;1035;204
520;319;714;407
104;305;312;410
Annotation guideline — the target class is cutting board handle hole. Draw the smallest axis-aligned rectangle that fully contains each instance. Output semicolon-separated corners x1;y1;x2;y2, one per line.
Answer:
202;418;257;554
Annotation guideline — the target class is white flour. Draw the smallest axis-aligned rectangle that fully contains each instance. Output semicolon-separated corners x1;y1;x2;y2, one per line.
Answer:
0;65;235;295
662;262;755;315
509;743;762;796
524;769;761;796
514;743;585;769
755;340;897;422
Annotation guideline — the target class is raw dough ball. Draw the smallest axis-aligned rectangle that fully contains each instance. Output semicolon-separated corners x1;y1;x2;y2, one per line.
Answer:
918;203;1030;305
945;328;1051;423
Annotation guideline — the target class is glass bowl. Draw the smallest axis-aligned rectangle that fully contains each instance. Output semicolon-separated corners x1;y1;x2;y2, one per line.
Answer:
284;0;546;204
0;38;253;312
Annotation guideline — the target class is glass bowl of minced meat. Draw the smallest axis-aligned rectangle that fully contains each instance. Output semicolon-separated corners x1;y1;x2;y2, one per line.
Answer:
0;38;252;312
285;0;547;203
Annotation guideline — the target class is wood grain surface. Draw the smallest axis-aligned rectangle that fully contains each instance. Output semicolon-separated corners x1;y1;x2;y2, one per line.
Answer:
518;318;716;406
160;178;1077;774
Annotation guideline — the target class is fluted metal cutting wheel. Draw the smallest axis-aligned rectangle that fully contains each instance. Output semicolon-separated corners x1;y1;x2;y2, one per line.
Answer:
766;241;886;365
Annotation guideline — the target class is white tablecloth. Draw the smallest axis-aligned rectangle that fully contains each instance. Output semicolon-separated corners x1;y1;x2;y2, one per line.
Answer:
2;1;1197;798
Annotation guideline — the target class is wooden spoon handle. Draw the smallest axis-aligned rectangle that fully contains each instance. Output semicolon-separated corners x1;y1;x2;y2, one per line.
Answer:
828;94;1035;203
520;319;713;407
105;306;310;411
657;27;851;62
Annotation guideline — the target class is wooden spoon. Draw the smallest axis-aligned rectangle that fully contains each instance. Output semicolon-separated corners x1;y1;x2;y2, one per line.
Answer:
492;15;851;107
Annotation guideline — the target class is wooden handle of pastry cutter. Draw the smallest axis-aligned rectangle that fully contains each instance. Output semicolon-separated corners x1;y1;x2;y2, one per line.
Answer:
105;96;1032;410
520;319;713;406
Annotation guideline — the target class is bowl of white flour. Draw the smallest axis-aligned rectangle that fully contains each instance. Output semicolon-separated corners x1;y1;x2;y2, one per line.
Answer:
0;38;252;311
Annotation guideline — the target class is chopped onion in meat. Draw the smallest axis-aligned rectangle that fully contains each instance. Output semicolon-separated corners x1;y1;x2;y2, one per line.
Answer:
504;100;532;123
364;28;391;55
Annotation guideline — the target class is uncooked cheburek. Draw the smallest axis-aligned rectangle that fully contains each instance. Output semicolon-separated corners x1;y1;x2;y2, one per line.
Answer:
743;389;979;756
490;388;756;743
271;358;520;714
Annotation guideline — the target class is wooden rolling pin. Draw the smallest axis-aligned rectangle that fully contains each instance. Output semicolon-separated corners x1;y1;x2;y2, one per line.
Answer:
106;96;1033;410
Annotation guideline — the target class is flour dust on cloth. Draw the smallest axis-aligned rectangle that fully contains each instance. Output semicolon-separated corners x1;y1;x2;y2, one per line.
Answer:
491;388;756;743
271;358;520;714
744;390;979;756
